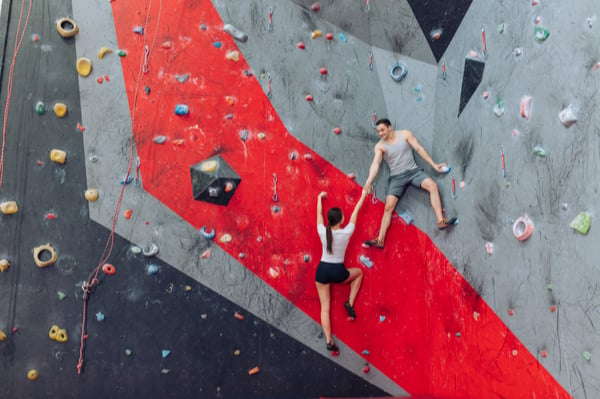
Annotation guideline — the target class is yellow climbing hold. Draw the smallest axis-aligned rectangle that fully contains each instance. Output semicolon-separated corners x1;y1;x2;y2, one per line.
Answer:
0;330;7;341
225;50;239;61
200;160;218;172
53;103;67;118
84;188;99;202
27;369;39;381
0;259;9;272
220;233;232;243
48;325;59;340
0;201;18;214
185;285;192;292
55;328;68;343
56;17;79;38
76;57;93;77
97;47;113;59
50;149;67;164
311;30;322;39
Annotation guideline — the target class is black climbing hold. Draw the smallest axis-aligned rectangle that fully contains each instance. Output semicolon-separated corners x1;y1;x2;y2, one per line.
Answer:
458;57;485;116
190;155;241;206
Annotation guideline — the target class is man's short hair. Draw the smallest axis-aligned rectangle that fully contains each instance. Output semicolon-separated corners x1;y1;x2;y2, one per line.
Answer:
375;118;391;127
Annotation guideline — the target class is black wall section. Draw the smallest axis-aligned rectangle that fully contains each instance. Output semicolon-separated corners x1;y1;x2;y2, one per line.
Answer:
458;57;485;116
406;0;473;62
0;1;387;398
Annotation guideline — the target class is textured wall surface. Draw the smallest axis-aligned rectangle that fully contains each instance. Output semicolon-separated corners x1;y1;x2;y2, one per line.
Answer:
1;0;599;398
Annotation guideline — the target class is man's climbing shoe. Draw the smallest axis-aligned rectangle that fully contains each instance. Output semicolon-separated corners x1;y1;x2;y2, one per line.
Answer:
344;301;356;320
326;341;339;352
362;238;384;249
438;217;458;230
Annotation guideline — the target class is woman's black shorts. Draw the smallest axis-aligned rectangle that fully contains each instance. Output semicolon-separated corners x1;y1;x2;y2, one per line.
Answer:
315;261;350;284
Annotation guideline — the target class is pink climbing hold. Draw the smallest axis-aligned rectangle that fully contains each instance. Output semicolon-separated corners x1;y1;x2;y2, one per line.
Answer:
347;173;355;180
520;95;532;119
325;32;334;40
311;2;320;11
320;67;328;75
305;94;314;102
297;42;305;50
333;126;341;135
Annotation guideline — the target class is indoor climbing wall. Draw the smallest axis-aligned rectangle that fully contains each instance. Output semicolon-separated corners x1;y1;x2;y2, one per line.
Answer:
0;0;598;398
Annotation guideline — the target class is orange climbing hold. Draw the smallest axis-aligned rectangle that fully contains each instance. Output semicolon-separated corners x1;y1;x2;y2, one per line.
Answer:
234;311;245;320
124;209;132;219
248;366;260;375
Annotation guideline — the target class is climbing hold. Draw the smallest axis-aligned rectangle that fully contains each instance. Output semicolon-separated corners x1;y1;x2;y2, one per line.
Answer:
213;41;222;48
133;26;143;35
440;166;451;174
248;366;260;375
325;32;334;40
223;24;248;42
507;308;514;316
200;24;207;31
455;332;461;337
473;311;480;320
153;135;167;144
498;23;505;33
162;349;171;359
319;67;328;75
430;28;443;40
534;26;549;41
379;315;386;322
550;305;557;312
0;201;18;215
532;146;546;157
512;214;534;241
143;86;150;94
346;173;355;180
311;2;321;11
220;233;232;243
76;122;85;132
147;264;159;275
0;259;9;272
225;50;239;61
53;103;67;118
305;94;314;102
57;291;66;300
200;226;215;239
234;349;241;355
84;188;99;202
175;74;189;83
35;101;45;115
559;104;577;127
225;96;236;106
76;57;93;77
97;77;104;84
583;351;592;361
520;95;532;119
234;312;245;320
121;176;134;185
200;248;211;259
398;210;413;225
55;328;68;343
303;254;311;263
33;243;58;268
311;30;322;39
160;41;172;49
361;350;370;355
143;243;159;257
297;42;305;50
333;127;342;135
56;17;79;38
125;349;132;356
102;263;116;275
185;285;192;292
131;246;142;254
511;349;518;356
49;325;59;340
200;160;218;172
482;91;489;99
0;330;6;341
570;212;592;235
269;267;280;278
363;365;370;373
257;132;266;140
97;47;112;59
485;241;494;255
493;98;505;117
360;255;373;268
389;62;408;82
117;49;127;57
540;350;548;358
96;312;105;322
27;369;39;381
124;209;132;219
175;104;189;115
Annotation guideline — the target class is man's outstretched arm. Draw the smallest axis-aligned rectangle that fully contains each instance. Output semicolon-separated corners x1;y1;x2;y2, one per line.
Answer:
364;146;384;193
405;130;446;172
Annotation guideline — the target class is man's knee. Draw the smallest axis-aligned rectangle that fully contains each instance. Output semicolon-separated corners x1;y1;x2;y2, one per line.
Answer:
421;178;438;193
384;197;398;213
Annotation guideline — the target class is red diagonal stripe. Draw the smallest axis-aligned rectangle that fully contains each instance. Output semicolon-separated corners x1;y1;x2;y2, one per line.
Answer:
110;1;571;397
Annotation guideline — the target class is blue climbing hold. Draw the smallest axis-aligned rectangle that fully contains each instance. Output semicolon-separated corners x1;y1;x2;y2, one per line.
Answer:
175;104;189;115
200;226;215;239
379;315;386;322
133;26;144;35
360;255;373;268
440;166;451;174
162;349;171;359
213;41;222;48
121;176;134;185
398;210;413;225
96;312;105;322
339;33;347;42
361;349;370;355
147;264;159;275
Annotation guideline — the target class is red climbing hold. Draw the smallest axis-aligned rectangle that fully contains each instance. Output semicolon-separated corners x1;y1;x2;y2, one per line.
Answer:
311;2;320;11
77;122;86;132
363;365;371;373
97;77;104;84
124;209;133;219
297;42;305;50
325;32;333;40
305;94;313;102
102;263;116;275
319;67;328;75
45;213;56;220
333;126;341;135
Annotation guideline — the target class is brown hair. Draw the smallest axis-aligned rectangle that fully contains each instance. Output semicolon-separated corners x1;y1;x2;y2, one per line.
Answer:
326;207;342;254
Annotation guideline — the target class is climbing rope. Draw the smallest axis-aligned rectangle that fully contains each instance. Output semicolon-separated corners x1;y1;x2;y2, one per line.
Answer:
77;0;163;375
0;0;32;193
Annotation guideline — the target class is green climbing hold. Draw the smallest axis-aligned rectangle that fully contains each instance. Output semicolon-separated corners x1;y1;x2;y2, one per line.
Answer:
583;351;591;361
57;291;67;300
545;283;553;291
498;23;505;34
117;49;127;57
532;146;546;157
534;26;550;42
35;101;45;115
570;212;592;235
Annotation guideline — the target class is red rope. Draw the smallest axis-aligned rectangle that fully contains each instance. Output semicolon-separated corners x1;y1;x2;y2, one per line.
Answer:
0;0;32;192
77;0;163;374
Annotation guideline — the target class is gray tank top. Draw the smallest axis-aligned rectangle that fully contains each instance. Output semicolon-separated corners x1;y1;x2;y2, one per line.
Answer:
383;135;417;176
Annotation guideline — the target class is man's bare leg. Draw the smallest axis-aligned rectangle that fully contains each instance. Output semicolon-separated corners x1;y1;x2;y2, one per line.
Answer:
378;195;399;244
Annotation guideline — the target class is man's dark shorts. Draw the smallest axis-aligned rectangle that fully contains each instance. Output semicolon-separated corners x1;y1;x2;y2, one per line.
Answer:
387;168;430;198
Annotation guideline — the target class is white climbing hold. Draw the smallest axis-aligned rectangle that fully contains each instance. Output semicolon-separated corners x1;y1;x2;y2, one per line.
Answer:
143;243;159;257
223;24;248;42
559;104;577;127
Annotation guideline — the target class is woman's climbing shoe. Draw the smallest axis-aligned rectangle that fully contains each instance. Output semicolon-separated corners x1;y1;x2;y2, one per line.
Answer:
326;341;339;352
344;301;356;320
